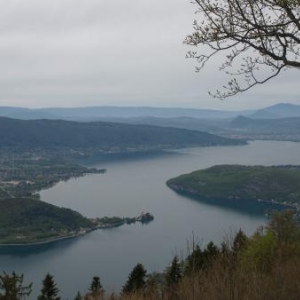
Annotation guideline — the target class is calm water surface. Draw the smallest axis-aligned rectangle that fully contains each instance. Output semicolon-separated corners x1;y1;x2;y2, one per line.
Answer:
1;141;300;299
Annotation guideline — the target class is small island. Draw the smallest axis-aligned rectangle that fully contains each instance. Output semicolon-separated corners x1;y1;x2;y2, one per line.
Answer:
167;164;300;208
91;212;154;229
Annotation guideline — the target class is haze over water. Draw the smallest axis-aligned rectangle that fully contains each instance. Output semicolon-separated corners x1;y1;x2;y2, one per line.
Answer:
0;140;299;299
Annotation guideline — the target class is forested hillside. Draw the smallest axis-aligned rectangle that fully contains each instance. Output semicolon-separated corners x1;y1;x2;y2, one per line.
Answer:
0;198;93;244
0;117;244;151
167;165;300;205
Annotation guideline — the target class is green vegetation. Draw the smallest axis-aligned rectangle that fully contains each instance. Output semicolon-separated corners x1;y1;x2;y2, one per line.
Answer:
0;153;104;200
87;276;104;300
0;272;32;300
2;211;300;299
165;255;182;287
122;263;147;295
167;164;300;205
0;196;154;244
92;213;154;229
0;117;245;154
120;211;300;300
97;216;124;226
0;198;93;244
38;273;60;300
0;116;244;244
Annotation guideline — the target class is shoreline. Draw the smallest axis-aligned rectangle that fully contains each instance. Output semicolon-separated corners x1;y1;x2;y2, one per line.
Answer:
0;231;88;247
167;183;298;211
0;213;155;247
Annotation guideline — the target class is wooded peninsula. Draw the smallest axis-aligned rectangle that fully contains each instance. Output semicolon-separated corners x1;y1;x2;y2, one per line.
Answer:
167;164;300;207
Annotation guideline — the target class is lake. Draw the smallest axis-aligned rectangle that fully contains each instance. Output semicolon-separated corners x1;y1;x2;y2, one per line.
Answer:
1;140;300;299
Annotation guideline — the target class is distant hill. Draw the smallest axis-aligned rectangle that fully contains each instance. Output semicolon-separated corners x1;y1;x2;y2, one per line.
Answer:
167;165;300;205
229;116;254;129
0;106;254;120
42;106;254;120
229;115;300;133
0;107;58;120
0;117;245;152
101;116;230;133
0;198;93;244
250;103;300;119
1;103;300;121
117;114;300;141
2;104;300;143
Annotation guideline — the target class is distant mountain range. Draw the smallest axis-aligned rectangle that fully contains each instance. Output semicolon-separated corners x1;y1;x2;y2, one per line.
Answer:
0;106;250;120
1;103;299;121
1;103;299;143
229;115;300;132
250;103;300;119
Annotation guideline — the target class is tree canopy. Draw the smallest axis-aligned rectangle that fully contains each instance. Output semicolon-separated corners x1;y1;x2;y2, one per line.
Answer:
185;0;300;98
122;263;147;295
37;273;60;300
165;256;182;287
87;276;104;300
0;272;32;300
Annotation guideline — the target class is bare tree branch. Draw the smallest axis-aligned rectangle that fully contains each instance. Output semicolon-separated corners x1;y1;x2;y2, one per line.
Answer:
185;0;300;98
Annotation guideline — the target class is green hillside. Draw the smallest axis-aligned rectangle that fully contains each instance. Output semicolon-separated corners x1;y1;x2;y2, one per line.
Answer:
167;165;300;205
0;198;93;244
0;117;245;152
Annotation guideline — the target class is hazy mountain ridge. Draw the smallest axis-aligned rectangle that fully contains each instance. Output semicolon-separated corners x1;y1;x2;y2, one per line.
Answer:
0;103;299;121
229;115;300;133
1;103;300;142
0;105;259;120
251;103;300;119
94;114;300;142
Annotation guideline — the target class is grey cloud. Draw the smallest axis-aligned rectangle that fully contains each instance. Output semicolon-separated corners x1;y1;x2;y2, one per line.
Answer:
0;0;299;109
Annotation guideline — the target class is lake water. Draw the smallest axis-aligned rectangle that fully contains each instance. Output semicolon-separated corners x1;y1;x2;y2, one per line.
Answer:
1;140;300;299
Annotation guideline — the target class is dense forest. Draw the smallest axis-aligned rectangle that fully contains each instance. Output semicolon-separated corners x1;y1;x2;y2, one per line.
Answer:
1;211;300;299
0;117;245;152
0;198;93;244
167;165;300;205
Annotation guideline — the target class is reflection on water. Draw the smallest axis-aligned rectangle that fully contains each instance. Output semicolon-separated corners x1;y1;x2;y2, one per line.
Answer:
0;236;80;257
172;190;286;217
79;150;175;164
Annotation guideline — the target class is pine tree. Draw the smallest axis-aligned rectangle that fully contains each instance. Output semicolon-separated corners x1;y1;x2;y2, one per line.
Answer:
38;273;60;300
202;241;219;268
122;263;147;294
233;229;248;255
165;256;182;287
86;276;104;300
185;245;204;275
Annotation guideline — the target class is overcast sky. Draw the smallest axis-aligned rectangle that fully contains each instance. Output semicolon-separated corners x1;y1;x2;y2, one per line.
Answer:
0;0;299;110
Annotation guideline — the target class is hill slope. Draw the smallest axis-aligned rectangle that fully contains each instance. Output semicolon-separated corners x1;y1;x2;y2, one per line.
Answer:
0;117;245;151
0;198;93;244
167;165;300;205
229;116;300;133
250;103;300;119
